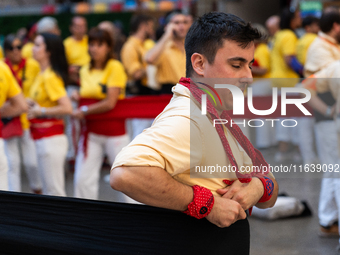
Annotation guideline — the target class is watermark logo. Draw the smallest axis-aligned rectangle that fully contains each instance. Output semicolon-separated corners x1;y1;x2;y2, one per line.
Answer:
200;84;312;116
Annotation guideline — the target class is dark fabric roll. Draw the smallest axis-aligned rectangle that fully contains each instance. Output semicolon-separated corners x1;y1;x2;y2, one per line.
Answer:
0;191;250;255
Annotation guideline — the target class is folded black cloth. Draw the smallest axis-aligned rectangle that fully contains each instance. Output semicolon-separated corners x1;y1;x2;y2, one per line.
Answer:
0;191;250;255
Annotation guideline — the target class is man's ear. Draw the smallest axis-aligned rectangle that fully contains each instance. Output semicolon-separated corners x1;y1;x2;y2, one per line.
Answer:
191;53;205;76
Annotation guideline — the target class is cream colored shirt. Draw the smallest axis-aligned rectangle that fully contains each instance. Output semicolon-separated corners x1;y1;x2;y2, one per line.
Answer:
112;83;272;195
304;31;340;77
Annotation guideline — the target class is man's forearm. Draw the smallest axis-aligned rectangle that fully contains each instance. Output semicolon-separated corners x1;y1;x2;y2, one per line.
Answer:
145;35;169;65
110;166;193;211
0;94;27;118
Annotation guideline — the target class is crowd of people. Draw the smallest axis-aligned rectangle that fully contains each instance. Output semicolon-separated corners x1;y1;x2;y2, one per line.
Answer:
0;6;340;249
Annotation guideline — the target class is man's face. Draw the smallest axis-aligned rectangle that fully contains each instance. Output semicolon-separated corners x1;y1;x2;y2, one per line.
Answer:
71;17;87;39
170;14;189;39
202;40;255;111
308;22;320;34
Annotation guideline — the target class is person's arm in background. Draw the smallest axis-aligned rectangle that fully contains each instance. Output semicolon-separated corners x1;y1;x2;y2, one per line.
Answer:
27;96;72;119
0;93;27;118
121;42;145;81
144;23;175;65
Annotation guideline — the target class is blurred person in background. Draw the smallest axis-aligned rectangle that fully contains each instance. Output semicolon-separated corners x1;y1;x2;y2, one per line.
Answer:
304;8;340;238
3;34;42;194
71;28;130;200
295;16;320;166
36;17;61;36
145;11;188;94
0;63;27;191
265;15;280;49
22;22;38;59
27;33;72;196
121;14;156;139
63;16;90;164
270;7;302;162
250;24;276;149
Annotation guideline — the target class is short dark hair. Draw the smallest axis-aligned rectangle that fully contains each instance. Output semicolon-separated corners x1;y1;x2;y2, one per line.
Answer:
280;7;296;30
319;10;340;33
88;27;114;69
40;33;69;85
302;16;319;28
4;34;21;51
129;14;153;34
185;12;261;77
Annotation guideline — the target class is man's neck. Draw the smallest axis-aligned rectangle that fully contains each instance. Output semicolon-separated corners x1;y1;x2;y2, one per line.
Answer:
173;38;185;51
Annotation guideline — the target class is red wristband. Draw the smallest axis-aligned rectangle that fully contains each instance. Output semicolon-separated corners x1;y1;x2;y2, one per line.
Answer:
183;185;214;219
256;175;274;203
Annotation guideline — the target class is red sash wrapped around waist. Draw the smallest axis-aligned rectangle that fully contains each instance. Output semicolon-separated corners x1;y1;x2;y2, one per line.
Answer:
0;119;3;138
79;98;126;136
29;118;64;140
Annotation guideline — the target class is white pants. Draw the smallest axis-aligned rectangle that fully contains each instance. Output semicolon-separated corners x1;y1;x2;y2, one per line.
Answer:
130;119;154;139
315;121;340;227
0;138;8;190
297;117;317;164
4;130;42;192
74;133;130;200
35;134;68;196
276;118;299;145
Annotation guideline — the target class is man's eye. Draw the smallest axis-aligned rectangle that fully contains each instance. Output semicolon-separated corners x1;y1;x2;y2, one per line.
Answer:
249;66;253;70
232;65;240;69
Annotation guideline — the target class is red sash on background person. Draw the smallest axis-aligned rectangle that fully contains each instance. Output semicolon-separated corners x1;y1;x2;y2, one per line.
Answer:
78;98;126;157
179;77;270;183
5;58;26;88
29;118;64;140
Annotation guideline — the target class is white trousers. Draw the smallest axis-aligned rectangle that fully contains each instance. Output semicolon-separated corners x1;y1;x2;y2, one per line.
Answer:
35;134;68;196
0;138;8;190
74;133;130;200
297;117;317;164
315;121;340;227
275;118;299;145
130;119;154;139
4;130;42;192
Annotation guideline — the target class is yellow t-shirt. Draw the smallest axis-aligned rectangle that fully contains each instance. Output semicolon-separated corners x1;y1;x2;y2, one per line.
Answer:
0;62;21;108
144;39;155;51
155;41;186;85
64;36;90;66
29;67;67;107
254;43;271;78
296;33;317;65
0;45;4;60
271;29;299;80
79;59;127;100
6;58;40;130
121;36;147;85
22;42;34;59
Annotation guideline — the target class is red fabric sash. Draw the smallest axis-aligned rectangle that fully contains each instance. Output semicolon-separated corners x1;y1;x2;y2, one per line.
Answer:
78;98;128;157
0;119;3;138
4;58;26;88
179;77;270;183
1;117;23;139
29;118;64;140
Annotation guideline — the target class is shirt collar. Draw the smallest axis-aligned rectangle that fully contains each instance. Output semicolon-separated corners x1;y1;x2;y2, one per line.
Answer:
318;31;338;44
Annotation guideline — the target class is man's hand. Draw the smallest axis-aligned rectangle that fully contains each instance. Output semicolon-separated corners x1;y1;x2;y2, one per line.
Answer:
216;178;264;210
206;196;247;228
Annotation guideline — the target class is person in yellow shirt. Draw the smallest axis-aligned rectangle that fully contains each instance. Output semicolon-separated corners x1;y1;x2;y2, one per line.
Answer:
28;33;72;196
295;16;320;168
64;16;90;83
145;11;188;94
121;14;156;140
0;45;3;59
252;24;271;78
296;16;319;65
22;22;37;59
121;14;155;95
0;62;27;190
71;28;130;200
3;34;42;194
270;7;303;162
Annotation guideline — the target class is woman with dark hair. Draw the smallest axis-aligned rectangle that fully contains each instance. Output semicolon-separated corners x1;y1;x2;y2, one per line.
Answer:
72;27;129;200
27;33;72;196
3;34;42;194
